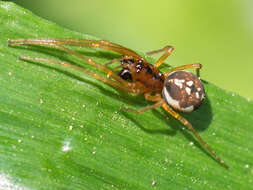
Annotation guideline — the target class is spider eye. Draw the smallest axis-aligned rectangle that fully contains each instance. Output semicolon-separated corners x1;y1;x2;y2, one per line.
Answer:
118;68;132;81
162;71;205;112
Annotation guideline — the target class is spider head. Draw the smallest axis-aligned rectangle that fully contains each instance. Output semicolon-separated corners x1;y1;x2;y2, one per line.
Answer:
162;71;205;113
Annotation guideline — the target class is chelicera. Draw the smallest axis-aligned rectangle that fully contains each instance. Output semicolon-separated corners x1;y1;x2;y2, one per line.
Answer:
8;38;228;169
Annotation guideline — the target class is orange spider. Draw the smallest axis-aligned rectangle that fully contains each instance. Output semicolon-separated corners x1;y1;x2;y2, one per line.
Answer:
8;38;229;169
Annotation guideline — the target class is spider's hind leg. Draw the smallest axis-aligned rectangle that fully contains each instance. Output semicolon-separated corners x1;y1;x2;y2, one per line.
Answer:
162;103;229;169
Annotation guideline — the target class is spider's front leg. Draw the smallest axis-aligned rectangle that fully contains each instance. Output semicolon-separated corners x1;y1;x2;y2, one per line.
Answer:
8;39;142;92
17;56;146;95
8;38;142;59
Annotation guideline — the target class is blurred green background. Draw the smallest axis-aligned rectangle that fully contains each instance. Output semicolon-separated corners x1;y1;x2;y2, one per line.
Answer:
10;0;253;99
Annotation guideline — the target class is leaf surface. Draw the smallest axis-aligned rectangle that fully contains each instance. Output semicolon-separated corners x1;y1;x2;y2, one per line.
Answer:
0;2;252;190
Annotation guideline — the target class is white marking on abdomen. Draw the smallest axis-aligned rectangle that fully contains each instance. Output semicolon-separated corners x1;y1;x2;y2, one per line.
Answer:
185;87;191;95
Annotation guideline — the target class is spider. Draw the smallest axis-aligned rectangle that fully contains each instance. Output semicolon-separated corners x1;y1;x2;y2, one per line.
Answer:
8;38;229;169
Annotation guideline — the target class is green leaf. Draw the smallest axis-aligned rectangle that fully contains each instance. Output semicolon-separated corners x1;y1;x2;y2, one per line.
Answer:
0;2;253;189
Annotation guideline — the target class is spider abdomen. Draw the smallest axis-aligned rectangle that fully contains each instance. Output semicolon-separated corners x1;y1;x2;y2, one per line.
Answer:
162;71;205;112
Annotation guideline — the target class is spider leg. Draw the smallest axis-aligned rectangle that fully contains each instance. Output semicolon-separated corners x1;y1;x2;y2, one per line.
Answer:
55;45;128;84
19;56;142;94
55;38;142;58
162;103;229;169
121;100;164;114
164;63;202;77
8;39;144;93
144;92;163;102
8;38;142;59
105;58;123;74
105;58;122;66
146;46;174;68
